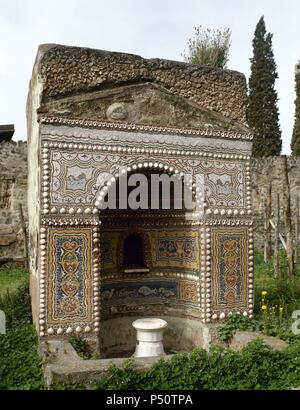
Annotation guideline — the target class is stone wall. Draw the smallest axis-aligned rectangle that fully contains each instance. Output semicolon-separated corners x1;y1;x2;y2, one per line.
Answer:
39;44;247;124
251;156;300;250
1;145;298;260
0;141;27;264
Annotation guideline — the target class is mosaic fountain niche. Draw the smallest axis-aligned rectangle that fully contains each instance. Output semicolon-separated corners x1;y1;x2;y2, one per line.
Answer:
98;165;201;357
35;119;254;358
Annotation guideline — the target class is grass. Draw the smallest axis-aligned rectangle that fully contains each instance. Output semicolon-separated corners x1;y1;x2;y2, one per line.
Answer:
0;266;29;298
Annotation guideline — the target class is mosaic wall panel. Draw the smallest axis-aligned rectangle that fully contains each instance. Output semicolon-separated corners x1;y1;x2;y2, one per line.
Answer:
190;160;245;208
100;232;119;269
149;231;200;271
101;279;198;306
211;227;248;311
48;146;246;211
179;281;198;304
47;228;93;325
51;151;107;206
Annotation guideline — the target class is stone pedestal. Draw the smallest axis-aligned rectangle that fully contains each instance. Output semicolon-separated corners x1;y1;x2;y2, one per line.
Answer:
132;318;167;358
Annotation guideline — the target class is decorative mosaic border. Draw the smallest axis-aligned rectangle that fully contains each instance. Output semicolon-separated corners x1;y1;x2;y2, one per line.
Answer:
39;225;101;337
200;223;253;323
39;116;253;141
40;141;250;218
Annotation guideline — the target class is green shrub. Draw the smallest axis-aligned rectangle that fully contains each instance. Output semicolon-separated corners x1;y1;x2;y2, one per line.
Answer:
218;314;262;342
68;336;91;360
91;340;300;390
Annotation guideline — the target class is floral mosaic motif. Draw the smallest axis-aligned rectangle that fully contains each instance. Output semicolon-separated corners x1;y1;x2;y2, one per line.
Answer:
179;281;198;303
157;238;196;261
47;229;92;324
211;227;248;311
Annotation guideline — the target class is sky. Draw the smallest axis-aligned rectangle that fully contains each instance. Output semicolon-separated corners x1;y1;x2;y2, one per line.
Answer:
0;0;299;154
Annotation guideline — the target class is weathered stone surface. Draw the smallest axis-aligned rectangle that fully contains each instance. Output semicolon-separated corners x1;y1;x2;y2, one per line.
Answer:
0;224;14;235
230;331;288;351
0;232;17;246
38;44;247;124
251;156;300;250
45;82;249;133
0;141;27;263
41;339;173;387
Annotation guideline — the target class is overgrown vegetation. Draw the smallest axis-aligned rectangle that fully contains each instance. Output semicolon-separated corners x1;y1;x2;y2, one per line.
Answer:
0;266;29;297
92;340;300;390
0;324;44;390
0;281;32;328
183;26;231;69
68;336;101;360
0;268;44;389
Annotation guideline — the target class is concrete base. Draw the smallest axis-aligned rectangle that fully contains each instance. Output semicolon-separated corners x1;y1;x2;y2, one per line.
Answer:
40;320;224;387
41;339;173;387
99;316;222;357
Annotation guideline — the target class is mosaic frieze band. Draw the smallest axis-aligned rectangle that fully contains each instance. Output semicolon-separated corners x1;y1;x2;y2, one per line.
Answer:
41;145;251;217
101;278;199;319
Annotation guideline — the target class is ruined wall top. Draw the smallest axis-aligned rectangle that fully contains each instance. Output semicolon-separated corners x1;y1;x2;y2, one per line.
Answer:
34;44;248;124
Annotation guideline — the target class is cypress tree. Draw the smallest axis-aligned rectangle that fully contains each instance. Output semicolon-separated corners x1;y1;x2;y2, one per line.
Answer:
247;16;282;157
291;62;300;155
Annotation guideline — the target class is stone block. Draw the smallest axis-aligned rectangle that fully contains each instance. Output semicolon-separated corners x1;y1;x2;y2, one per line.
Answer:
230;331;288;351
0;232;17;246
0;224;14;235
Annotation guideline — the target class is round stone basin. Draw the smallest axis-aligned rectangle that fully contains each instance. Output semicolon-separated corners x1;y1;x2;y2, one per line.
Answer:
132;318;168;358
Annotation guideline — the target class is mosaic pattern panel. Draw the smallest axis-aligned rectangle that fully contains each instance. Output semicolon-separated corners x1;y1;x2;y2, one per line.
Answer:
211;227;248;310
101;281;178;301
149;231;200;271
51;151;109;205
49;147;246;210
179;281;198;304
47;228;93;325
101;279;198;305
100;232;118;269
193;160;245;208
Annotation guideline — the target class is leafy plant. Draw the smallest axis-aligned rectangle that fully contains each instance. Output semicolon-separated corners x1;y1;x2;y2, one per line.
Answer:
218;314;261;342
182;26;231;68
68;336;93;360
92;340;300;390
